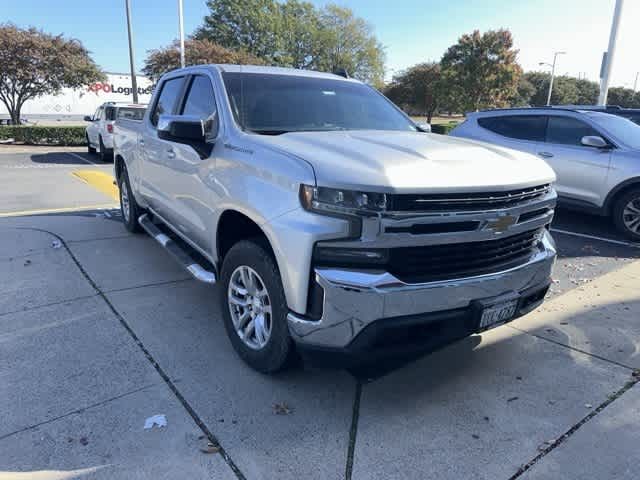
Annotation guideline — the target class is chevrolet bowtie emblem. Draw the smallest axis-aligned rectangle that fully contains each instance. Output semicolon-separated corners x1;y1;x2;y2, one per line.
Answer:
486;214;517;234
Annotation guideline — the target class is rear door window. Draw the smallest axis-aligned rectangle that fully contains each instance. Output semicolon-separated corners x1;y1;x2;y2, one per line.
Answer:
151;77;184;126
545;116;599;146
105;106;116;121
477;115;546;141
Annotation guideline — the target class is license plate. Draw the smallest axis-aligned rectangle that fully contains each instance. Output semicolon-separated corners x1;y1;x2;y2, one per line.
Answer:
478;299;519;331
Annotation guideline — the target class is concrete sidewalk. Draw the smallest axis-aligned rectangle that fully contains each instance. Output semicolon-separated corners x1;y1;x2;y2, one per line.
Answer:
0;213;638;479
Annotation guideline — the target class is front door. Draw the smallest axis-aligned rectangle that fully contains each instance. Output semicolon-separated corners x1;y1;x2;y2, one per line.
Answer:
158;74;219;251
537;115;611;205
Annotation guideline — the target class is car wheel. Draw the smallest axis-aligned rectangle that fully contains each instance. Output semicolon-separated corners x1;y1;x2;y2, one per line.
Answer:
98;136;112;162
220;239;293;373
118;166;143;233
87;134;96;154
612;188;640;241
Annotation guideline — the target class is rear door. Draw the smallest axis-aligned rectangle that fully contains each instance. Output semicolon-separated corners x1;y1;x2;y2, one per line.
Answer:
475;114;546;154
538;115;612;204
139;75;187;218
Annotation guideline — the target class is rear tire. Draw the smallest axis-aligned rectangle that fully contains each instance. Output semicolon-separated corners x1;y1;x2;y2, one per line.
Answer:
87;134;96;154
118;166;143;233
220;239;293;373
612;188;640;242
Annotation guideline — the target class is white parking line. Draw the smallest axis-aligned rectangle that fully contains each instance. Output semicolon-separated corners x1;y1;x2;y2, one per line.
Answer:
66;151;98;166
550;228;640;248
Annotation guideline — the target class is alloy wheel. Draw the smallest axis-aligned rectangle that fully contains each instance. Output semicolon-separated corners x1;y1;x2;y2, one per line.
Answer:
227;265;272;350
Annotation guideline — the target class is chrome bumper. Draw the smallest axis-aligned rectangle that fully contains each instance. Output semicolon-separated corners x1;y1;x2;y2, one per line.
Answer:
287;230;556;349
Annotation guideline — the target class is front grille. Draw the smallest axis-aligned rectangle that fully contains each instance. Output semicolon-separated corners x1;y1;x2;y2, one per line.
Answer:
388;184;551;212
387;229;542;283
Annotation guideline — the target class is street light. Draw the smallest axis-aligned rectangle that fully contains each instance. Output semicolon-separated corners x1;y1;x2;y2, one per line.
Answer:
539;51;566;106
178;0;185;69
125;0;139;104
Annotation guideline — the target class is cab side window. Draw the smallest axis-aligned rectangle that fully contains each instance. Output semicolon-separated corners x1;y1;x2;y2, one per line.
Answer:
93;107;103;121
477;115;546;141
545;116;599;147
181;75;218;137
151;77;184;126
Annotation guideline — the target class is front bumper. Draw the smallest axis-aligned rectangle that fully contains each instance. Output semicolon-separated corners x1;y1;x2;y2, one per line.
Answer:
287;230;556;351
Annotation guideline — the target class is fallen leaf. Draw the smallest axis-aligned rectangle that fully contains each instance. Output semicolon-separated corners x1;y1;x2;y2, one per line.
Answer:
585;403;593;409
200;442;220;454
79;437;88;446
507;396;519;403
273;403;293;415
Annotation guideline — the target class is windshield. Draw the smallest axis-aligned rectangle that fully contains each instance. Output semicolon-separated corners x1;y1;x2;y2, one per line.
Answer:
587;112;640;150
222;72;416;134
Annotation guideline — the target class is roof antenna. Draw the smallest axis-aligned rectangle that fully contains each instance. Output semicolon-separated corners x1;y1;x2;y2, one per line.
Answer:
333;68;349;79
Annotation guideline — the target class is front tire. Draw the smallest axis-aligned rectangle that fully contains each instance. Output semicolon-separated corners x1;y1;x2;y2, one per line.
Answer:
87;134;96;154
612;188;640;242
220;240;293;373
118;166;143;233
98;136;112;162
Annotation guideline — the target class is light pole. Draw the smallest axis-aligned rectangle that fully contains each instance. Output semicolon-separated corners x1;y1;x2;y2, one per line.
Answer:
178;0;185;69
539;51;566;106
633;72;639;93
125;0;139;103
598;0;624;105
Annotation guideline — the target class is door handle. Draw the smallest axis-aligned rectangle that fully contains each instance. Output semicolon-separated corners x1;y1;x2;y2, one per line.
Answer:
538;151;554;158
166;149;176;159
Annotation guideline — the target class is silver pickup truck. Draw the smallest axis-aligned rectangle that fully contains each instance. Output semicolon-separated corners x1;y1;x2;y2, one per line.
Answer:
113;65;557;373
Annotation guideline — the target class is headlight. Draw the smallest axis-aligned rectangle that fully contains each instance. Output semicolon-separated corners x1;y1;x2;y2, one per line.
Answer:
299;185;387;215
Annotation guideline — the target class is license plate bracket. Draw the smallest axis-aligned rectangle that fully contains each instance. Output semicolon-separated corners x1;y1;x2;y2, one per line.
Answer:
473;293;520;332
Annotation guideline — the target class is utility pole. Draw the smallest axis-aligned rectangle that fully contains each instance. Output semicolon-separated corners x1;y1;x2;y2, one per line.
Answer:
178;0;185;69
598;0;624;105
540;51;565;106
125;0;139;103
634;71;639;92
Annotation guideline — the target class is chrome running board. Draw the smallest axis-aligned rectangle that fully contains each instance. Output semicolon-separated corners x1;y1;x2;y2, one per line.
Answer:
138;213;216;284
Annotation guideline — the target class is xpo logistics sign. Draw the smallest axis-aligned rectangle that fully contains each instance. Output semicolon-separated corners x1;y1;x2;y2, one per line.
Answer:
87;81;154;97
0;73;154;120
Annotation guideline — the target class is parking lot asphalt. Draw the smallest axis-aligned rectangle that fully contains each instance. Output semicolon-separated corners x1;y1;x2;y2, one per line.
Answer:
1;147;639;479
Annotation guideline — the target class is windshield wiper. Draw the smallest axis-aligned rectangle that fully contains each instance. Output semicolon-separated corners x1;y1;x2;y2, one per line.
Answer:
249;129;291;136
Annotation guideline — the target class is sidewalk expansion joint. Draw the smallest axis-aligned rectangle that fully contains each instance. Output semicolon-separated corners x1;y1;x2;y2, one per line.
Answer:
345;381;363;480
507;324;636;371
19;227;247;480
0;383;156;441
508;370;639;479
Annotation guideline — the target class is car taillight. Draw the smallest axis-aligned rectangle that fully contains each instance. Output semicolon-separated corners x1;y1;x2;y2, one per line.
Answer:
107;124;114;133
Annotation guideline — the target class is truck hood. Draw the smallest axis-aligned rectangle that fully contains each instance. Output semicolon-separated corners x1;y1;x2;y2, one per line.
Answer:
253;130;556;193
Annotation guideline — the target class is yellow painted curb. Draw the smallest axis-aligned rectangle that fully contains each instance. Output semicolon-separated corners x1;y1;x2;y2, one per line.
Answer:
0;204;118;218
72;170;119;202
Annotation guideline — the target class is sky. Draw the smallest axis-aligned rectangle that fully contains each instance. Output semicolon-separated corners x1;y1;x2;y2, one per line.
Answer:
3;0;640;88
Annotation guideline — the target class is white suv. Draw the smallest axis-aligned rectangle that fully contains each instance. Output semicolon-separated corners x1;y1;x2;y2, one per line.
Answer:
451;108;640;240
84;102;146;161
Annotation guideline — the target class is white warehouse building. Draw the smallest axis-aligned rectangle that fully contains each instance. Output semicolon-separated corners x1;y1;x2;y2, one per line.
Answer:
0;73;153;122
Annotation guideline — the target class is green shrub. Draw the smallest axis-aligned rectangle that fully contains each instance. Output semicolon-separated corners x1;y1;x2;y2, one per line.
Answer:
0;126;86;146
431;122;459;135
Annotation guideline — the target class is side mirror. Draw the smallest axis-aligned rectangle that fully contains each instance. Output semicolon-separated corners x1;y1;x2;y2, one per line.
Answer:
83;115;93;122
581;135;609;149
158;115;205;142
416;122;431;133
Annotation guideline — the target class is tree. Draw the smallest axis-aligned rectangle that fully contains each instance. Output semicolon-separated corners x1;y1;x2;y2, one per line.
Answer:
0;24;104;124
316;4;386;88
440;29;521;112
194;0;386;86
195;0;282;62
384;63;443;122
607;87;640;108
574;78;599;105
524;72;580;106
143;38;263;83
511;76;536;106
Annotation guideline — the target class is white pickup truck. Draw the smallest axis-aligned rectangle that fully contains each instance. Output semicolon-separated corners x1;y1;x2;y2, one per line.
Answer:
113;65;557;373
